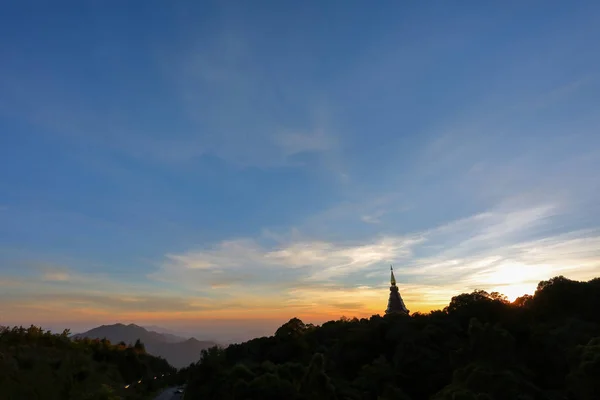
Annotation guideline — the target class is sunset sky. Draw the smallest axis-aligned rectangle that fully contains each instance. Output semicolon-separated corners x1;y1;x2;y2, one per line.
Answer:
1;1;600;341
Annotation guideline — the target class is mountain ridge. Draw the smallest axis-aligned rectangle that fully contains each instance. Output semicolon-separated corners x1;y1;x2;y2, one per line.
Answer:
73;323;217;368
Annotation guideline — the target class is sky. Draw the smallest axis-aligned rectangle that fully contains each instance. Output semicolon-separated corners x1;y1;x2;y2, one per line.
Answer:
1;0;600;341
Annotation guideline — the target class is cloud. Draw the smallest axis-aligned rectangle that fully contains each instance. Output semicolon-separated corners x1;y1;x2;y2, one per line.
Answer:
0;34;338;171
157;28;341;169
361;211;384;224
330;302;364;310
150;200;600;311
0;268;261;316
22;293;211;313
3;200;599;320
299;194;411;237
391;205;600;301
419;203;558;259
42;270;70;282
153;235;422;291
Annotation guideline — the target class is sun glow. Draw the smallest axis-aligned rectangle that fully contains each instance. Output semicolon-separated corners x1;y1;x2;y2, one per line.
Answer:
480;262;549;301
496;283;537;302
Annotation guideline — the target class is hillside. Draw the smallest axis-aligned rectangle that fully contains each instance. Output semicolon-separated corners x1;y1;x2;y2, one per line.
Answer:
75;323;217;368
0;326;177;399
181;275;600;400
74;323;168;346
143;326;188;343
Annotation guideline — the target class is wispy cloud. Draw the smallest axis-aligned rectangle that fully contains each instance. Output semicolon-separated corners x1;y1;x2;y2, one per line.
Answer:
156;27;341;169
2;198;598;322
154;234;422;288
149;200;600;310
21;293;211;313
0;32;338;171
361;210;385;224
42;270;70;282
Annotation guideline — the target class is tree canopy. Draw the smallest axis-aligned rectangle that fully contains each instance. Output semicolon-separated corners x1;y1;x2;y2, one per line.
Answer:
0;325;177;399
181;275;600;400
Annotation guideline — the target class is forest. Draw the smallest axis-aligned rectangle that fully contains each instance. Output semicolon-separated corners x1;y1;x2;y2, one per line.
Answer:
0;325;177;399
181;275;600;400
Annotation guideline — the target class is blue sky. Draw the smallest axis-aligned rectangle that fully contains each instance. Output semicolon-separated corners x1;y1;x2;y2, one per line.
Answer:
1;0;600;338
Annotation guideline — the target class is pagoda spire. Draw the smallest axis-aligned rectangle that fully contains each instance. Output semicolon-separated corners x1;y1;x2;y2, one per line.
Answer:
385;265;409;315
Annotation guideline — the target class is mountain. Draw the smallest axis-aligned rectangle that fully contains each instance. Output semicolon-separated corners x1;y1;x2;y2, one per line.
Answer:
160;332;190;343
73;323;217;368
143;325;189;343
74;323;167;346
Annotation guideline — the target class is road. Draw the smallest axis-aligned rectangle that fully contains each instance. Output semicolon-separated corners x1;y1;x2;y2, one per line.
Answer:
153;387;184;400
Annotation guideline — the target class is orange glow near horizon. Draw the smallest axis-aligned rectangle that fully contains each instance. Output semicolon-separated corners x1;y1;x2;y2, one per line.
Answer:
0;273;578;334
0;295;461;330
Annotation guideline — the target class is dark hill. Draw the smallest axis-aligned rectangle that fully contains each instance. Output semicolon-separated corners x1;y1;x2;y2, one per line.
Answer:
74;323;217;368
0;326;176;399
74;323;165;345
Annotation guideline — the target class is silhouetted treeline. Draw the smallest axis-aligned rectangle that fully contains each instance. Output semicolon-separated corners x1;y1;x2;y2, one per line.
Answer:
0;325;177;399
181;276;600;400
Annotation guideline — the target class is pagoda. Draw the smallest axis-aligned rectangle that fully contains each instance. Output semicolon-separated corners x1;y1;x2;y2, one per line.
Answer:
385;265;409;315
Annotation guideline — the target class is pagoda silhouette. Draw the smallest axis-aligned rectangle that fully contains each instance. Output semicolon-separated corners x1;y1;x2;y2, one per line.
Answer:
385;265;409;315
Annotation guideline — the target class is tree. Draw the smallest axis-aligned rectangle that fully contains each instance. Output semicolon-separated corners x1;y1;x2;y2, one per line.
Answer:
182;276;600;400
275;318;308;338
566;337;600;399
133;338;146;353
0;325;175;399
512;294;533;308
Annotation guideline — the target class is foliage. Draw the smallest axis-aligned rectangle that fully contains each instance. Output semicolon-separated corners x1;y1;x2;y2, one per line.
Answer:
183;275;600;400
0;325;177;399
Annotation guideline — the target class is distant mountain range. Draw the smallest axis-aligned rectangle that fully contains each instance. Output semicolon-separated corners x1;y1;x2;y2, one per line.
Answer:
73;323;217;368
142;325;188;340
